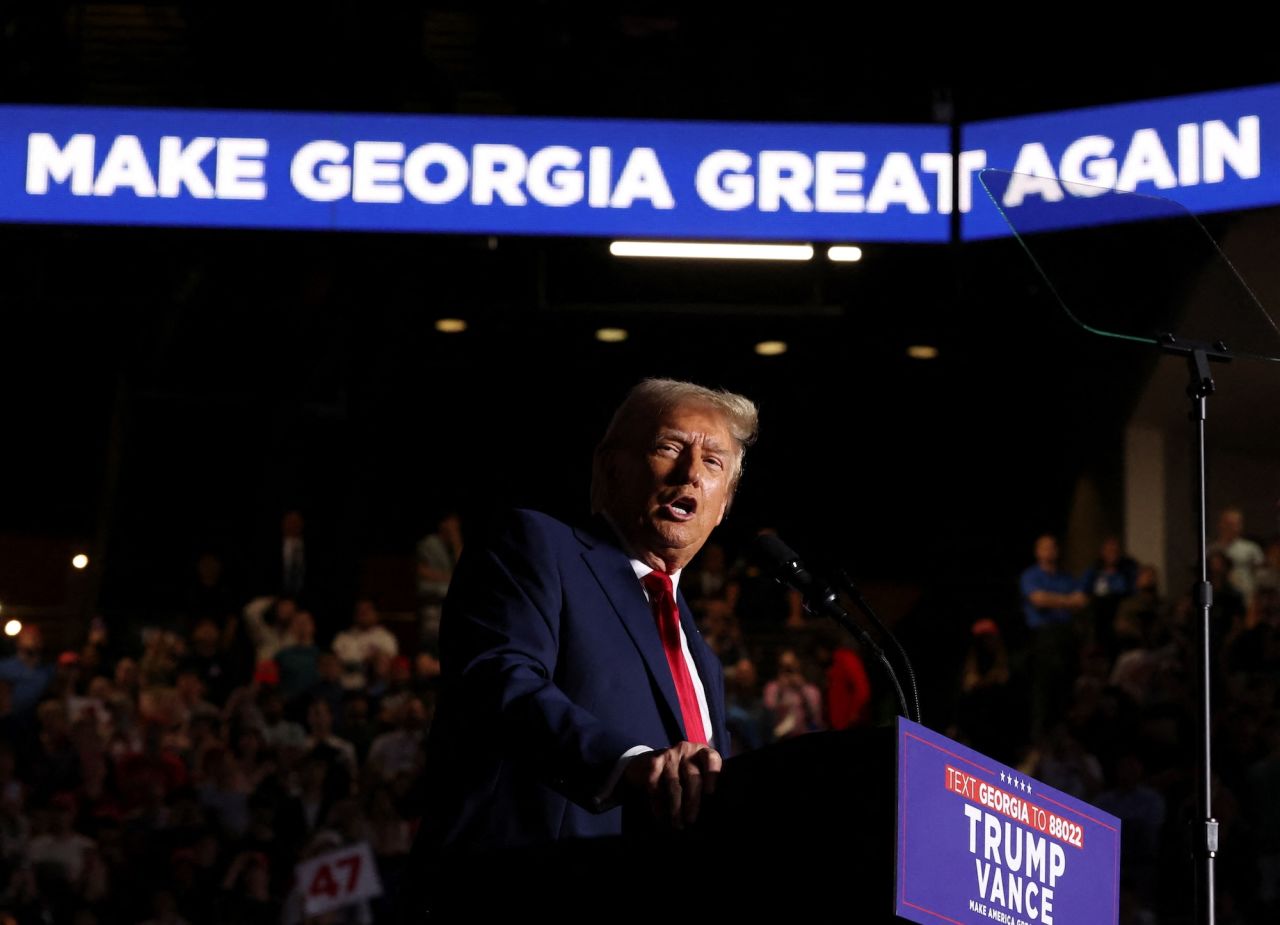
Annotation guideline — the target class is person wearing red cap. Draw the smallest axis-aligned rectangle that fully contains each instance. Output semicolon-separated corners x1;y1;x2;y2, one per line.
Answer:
955;618;1017;762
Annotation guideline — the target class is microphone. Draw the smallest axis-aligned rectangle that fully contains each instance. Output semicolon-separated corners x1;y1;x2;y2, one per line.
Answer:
752;533;917;722
753;533;845;622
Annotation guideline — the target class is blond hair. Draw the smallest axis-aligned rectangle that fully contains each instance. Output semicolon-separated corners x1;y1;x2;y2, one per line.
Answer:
591;378;758;514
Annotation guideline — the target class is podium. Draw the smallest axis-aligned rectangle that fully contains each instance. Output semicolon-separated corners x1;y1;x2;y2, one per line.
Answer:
418;722;1120;923
415;728;895;920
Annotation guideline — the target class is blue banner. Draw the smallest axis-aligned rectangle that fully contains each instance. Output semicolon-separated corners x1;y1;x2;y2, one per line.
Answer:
4;87;1278;242
964;84;1278;239
0;105;950;242
895;719;1121;925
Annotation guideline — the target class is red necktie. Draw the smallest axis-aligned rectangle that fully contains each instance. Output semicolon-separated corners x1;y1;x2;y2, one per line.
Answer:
641;571;708;745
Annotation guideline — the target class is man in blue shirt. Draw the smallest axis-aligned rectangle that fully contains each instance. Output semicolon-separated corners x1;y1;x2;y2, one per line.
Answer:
0;624;54;716
1021;535;1087;629
1019;535;1087;740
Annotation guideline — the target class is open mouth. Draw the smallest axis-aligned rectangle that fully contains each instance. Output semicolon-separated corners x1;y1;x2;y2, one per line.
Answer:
662;495;698;521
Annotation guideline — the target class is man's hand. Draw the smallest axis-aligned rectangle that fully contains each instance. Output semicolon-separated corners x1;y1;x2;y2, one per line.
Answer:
622;741;722;830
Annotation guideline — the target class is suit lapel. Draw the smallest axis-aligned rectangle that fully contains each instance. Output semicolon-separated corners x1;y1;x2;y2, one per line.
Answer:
575;522;686;739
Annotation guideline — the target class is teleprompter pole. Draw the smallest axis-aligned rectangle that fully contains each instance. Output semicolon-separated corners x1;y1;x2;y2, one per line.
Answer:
1161;336;1229;925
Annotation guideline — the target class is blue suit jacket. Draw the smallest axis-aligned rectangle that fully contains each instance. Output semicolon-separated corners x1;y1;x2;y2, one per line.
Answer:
416;508;729;856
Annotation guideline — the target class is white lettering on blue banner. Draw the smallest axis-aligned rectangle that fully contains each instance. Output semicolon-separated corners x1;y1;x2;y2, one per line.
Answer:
3;85;1278;241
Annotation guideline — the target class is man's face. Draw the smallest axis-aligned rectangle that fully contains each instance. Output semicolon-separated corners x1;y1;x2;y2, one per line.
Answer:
16;627;42;665
282;511;304;538
1101;537;1120;565
293;611;315;641
1035;535;1059;567
1219;510;1243;541
606;402;736;572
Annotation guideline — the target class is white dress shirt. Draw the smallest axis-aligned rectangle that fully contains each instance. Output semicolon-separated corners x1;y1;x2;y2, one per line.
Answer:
593;558;714;808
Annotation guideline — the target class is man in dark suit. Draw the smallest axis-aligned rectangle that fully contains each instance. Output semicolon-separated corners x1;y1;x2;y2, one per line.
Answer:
410;378;759;905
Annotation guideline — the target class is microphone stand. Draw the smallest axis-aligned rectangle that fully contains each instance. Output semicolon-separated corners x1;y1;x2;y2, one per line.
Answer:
754;534;919;723
833;567;922;725
794;578;915;723
1159;334;1230;925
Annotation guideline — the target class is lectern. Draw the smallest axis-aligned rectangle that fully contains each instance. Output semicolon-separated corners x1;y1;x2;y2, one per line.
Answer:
419;721;1120;923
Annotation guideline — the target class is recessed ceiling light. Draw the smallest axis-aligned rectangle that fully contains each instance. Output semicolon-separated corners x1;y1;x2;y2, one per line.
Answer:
754;340;788;356
827;245;864;262
435;318;467;333
595;328;628;343
907;345;939;359
72;554;89;570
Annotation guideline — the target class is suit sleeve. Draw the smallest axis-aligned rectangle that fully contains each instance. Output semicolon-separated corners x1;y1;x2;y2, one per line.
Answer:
439;510;638;810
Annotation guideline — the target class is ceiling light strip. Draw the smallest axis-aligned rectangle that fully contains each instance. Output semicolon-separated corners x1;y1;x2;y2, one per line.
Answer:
610;241;814;261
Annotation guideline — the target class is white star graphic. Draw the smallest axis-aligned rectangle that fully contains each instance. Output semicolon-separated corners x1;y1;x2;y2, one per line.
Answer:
1001;771;1007;783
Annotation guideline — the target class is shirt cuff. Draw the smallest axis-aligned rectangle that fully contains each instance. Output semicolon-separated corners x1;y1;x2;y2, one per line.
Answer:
591;745;654;811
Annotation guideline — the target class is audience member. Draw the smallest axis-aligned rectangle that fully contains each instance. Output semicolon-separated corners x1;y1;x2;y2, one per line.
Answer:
182;553;237;632
762;649;825;740
238;596;301;665
812;627;872;730
953;618;1021;763
273;611;320;708
365;696;427;786
1082;536;1137;656
1212;506;1266;606
331;600;398;692
305;698;357;779
178;620;235;708
1096;752;1166;916
0;626;54;717
1020;534;1087;738
733;529;806;629
415;512;463;651
683;541;735;617
723;657;771;755
0;500;1275;924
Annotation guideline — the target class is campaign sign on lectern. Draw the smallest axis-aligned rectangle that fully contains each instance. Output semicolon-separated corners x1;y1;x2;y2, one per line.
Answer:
895;719;1120;925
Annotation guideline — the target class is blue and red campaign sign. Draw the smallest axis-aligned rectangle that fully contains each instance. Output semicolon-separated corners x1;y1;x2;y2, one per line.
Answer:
895;719;1120;925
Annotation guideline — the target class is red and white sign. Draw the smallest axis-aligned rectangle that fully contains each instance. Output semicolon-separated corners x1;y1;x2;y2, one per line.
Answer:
296;841;383;918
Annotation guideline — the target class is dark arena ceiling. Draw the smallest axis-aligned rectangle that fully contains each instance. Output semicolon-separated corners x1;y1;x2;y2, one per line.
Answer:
2;6;1277;608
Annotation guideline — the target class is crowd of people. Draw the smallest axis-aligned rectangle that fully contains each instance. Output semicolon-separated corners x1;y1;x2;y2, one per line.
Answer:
0;505;1278;923
952;508;1280;924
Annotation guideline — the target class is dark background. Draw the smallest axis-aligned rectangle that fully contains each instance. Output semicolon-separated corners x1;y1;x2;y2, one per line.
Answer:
1;6;1276;637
